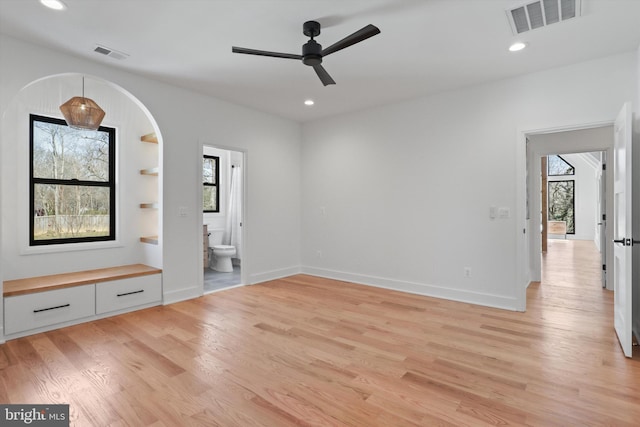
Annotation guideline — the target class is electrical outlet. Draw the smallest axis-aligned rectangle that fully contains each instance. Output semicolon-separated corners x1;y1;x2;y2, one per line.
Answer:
316;250;323;258
464;267;471;278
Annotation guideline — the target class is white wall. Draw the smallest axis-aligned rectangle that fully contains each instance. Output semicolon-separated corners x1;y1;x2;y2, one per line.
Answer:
0;34;302;330
301;51;637;311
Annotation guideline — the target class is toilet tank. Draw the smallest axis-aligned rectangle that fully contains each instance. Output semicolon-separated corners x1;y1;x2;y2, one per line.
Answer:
208;228;224;247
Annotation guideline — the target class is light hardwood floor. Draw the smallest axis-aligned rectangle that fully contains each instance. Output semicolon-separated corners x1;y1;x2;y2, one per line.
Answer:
1;240;639;426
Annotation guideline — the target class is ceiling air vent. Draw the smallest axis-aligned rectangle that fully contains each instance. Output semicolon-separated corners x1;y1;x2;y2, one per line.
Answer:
506;0;582;34
93;45;129;60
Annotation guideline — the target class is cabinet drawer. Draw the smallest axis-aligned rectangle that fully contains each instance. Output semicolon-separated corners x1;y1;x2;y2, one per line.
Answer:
96;274;161;314
4;284;95;335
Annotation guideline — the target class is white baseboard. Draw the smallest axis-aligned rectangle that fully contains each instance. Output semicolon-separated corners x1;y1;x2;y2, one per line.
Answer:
163;285;201;305
301;266;520;311
249;266;301;285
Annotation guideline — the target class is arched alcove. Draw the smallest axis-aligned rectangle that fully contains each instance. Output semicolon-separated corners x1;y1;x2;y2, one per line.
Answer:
0;73;163;281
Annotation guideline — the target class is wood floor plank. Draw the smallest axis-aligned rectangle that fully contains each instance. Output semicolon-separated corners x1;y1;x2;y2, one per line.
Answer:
2;239;640;426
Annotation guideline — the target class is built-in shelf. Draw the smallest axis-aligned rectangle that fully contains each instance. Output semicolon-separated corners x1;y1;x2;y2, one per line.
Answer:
139;132;159;246
140;133;158;144
140;203;159;209
140;167;159;176
139;236;159;245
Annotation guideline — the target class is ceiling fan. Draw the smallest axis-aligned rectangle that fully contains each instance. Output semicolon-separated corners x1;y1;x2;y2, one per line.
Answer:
232;20;380;86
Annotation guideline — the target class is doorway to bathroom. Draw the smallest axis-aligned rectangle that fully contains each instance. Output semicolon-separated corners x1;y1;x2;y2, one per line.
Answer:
201;145;245;293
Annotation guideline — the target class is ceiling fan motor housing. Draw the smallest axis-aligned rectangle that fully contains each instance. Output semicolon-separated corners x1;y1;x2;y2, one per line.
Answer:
302;40;322;66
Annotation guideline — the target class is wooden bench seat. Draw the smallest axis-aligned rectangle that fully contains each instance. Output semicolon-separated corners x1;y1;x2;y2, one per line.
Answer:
3;264;162;297
3;264;163;339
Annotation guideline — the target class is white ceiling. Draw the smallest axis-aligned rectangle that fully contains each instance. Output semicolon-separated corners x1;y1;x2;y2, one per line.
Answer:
1;0;639;122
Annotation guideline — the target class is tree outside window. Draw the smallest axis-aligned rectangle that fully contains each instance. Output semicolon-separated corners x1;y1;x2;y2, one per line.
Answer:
30;114;116;245
548;155;575;176
548;180;575;234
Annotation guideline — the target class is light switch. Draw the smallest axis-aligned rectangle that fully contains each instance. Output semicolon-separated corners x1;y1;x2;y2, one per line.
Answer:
178;206;188;217
489;206;497;219
498;207;510;219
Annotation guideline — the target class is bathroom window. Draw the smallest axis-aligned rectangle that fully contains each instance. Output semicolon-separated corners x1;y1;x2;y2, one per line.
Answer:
203;155;219;213
29;114;116;245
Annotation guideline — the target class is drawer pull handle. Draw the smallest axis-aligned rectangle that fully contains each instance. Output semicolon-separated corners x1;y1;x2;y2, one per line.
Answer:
34;303;70;313
117;289;144;297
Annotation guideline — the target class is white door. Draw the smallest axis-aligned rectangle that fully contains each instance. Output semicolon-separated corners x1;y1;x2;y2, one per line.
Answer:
613;102;633;358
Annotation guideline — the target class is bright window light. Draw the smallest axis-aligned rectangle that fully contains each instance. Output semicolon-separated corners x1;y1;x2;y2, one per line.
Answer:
509;42;527;52
40;0;66;10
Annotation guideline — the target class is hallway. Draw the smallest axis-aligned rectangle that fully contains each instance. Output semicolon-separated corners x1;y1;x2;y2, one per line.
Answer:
534;239;606;313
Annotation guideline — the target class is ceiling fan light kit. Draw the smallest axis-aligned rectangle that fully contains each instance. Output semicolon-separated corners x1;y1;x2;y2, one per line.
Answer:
232;20;380;86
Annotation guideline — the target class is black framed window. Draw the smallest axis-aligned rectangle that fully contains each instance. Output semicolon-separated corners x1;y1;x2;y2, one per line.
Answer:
548;180;575;234
30;114;116;245
547;155;574;176
203;155;219;213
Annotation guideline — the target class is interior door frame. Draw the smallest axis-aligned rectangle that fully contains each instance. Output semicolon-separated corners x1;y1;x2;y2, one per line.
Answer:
197;141;249;295
515;120;615;311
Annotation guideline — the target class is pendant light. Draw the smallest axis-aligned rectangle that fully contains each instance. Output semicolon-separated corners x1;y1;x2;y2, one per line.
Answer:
59;76;105;130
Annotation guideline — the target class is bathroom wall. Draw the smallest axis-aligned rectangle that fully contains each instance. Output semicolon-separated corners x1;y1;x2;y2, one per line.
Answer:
203;146;230;236
202;145;243;262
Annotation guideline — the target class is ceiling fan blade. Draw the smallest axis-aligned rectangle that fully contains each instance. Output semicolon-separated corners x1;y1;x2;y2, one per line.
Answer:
321;24;380;57
313;64;336;86
232;47;302;60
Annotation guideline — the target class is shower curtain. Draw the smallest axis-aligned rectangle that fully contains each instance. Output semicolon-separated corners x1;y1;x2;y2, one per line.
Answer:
224;165;242;259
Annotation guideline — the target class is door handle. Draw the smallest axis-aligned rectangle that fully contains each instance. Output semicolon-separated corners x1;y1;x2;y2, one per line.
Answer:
613;238;626;245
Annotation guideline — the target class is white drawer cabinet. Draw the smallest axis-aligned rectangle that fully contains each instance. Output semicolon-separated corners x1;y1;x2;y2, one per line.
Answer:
3;265;162;340
4;284;95;335
96;274;161;314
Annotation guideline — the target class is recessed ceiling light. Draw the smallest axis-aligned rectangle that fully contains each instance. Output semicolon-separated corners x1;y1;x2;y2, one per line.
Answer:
304;99;315;106
40;0;66;10
509;42;527;52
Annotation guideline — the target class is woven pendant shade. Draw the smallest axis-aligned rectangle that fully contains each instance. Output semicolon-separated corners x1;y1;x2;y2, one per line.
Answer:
59;96;105;130
59;77;105;130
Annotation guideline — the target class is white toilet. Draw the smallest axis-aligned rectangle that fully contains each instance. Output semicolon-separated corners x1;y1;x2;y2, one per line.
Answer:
208;229;236;272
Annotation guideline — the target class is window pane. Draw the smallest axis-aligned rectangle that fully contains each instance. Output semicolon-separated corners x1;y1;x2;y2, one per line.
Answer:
547;155;574;176
33;184;111;240
32;120;110;181
548;180;575;233
203;157;216;184
203;185;217;212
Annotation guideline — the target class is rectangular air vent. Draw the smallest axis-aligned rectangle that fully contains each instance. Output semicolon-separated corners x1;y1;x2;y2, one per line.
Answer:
93;45;129;60
506;0;581;34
